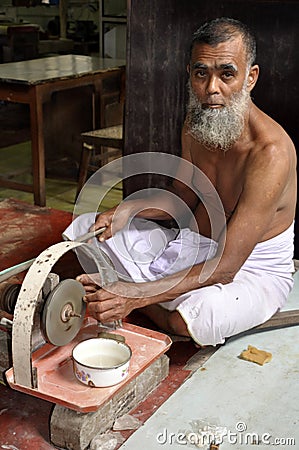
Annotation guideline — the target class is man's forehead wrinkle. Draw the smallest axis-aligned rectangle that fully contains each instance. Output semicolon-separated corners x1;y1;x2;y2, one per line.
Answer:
191;37;246;64
191;49;242;65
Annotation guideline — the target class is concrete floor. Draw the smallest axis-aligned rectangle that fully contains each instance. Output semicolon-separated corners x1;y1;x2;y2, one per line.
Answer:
120;275;299;450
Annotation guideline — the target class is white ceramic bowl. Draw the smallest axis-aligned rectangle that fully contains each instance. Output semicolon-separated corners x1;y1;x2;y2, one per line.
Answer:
72;337;132;387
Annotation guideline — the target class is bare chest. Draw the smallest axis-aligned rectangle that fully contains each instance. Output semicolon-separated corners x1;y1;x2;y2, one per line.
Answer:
191;150;247;220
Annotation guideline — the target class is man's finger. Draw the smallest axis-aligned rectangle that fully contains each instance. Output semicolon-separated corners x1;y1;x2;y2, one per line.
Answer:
76;273;102;286
85;296;118;315
83;286;98;294
84;289;113;303
98;226;113;242
76;274;92;284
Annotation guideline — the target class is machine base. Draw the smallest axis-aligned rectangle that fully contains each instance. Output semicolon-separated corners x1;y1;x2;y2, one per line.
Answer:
50;354;169;450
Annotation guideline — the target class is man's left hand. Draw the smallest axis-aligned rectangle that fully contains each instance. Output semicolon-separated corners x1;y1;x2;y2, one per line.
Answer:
80;278;145;323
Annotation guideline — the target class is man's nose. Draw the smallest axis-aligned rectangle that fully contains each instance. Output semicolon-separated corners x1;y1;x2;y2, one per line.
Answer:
206;75;220;95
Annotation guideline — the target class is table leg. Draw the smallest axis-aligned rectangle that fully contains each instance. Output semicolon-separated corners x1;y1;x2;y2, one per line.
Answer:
93;78;103;127
29;87;46;207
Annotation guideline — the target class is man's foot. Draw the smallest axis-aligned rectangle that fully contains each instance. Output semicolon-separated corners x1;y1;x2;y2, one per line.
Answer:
140;304;190;337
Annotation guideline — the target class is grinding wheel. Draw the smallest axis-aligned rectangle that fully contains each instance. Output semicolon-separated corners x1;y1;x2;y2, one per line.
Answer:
41;279;86;346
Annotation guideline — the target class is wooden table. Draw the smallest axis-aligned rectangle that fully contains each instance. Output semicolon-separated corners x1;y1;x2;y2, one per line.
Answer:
0;55;125;206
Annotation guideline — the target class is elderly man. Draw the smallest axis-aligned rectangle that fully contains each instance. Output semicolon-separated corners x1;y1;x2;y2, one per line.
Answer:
64;17;296;346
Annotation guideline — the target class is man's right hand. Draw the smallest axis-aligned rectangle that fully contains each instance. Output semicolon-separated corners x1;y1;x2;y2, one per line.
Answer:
89;203;134;241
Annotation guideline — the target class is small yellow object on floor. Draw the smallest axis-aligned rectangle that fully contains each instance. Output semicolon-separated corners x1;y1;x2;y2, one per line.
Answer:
239;345;272;366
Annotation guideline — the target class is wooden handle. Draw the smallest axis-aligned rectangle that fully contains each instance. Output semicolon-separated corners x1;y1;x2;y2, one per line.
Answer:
254;309;299;330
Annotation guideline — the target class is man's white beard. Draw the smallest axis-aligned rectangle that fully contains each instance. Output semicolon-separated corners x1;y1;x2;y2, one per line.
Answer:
186;80;250;151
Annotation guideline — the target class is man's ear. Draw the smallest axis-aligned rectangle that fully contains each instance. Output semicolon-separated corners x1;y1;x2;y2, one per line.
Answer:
187;64;190;74
247;64;259;92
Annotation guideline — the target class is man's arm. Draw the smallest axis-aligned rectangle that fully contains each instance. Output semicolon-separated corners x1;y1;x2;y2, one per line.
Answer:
82;142;293;322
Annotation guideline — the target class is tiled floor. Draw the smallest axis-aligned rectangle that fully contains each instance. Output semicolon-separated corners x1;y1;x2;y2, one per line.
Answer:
0;140;123;214
0;102;122;213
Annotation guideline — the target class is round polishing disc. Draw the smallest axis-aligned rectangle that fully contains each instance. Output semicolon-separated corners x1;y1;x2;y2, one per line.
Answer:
41;279;86;346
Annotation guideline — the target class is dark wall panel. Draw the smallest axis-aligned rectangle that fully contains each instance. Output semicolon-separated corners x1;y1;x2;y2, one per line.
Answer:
124;0;299;255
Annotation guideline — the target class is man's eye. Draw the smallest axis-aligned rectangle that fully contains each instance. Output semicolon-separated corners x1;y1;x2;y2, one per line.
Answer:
222;72;234;79
195;70;206;78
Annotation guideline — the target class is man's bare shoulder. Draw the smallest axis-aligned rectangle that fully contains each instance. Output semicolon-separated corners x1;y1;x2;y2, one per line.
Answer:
242;105;296;190
248;104;296;159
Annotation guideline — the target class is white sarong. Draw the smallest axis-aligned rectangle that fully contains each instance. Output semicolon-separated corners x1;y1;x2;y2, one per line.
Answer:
63;215;294;346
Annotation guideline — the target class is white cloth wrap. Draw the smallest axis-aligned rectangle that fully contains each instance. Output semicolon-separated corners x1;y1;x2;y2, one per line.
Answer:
64;214;294;346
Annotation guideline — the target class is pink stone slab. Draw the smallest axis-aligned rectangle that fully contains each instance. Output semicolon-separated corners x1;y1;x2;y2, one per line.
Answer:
6;317;172;412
